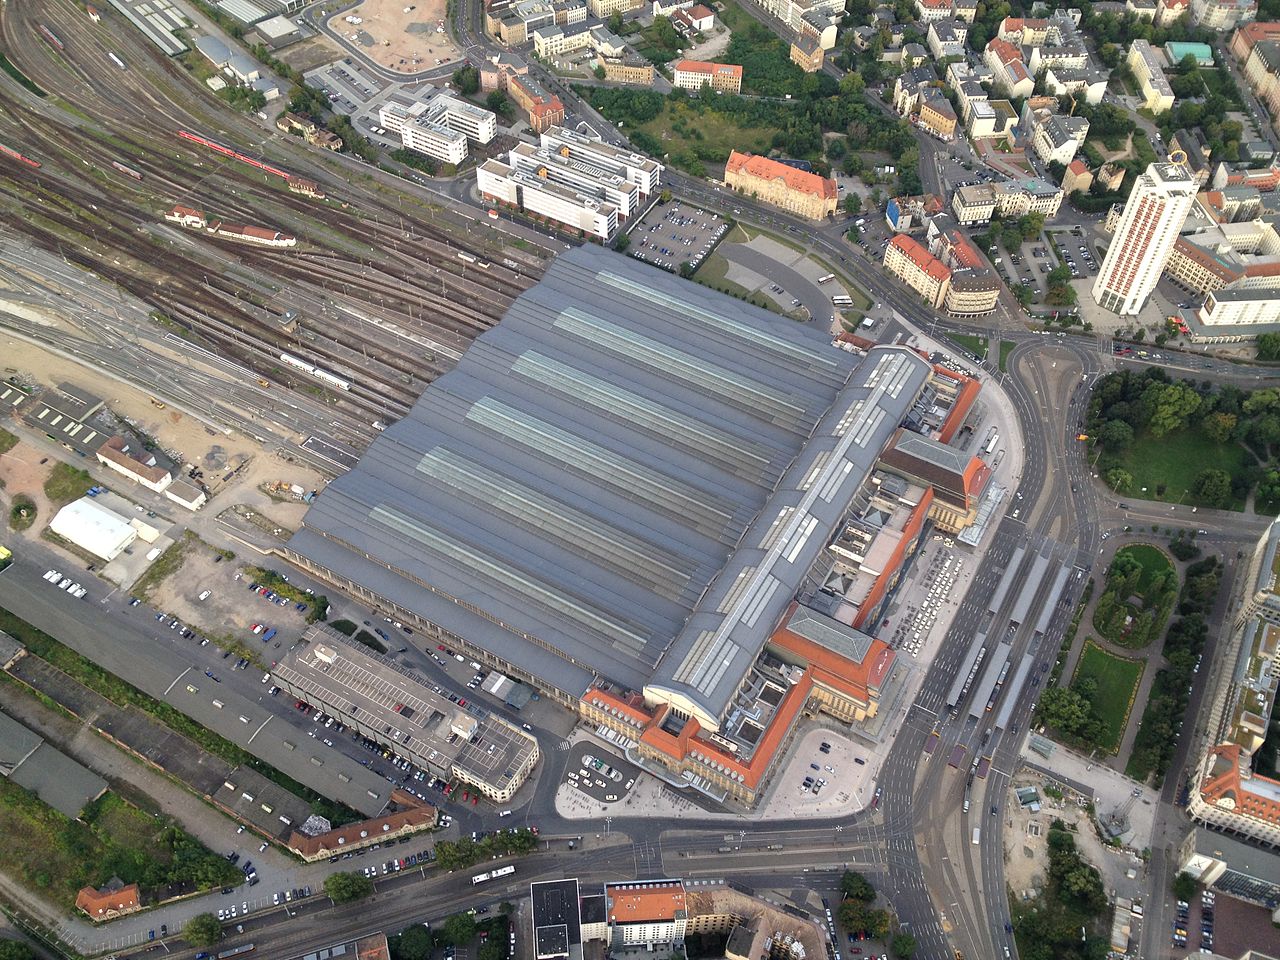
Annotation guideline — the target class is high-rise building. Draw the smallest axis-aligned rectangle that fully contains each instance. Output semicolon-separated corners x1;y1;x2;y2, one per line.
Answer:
1092;162;1197;314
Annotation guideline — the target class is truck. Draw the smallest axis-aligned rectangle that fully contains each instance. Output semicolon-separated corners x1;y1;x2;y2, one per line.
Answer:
947;744;966;768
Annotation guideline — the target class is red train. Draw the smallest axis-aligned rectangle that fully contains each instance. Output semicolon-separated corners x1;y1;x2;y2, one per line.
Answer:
0;143;41;168
177;130;291;180
38;24;65;50
111;160;142;180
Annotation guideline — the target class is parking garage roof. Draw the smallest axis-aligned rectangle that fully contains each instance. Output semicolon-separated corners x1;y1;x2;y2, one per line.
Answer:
293;247;906;701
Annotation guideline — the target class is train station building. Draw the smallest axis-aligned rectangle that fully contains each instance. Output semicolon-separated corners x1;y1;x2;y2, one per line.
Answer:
285;246;990;806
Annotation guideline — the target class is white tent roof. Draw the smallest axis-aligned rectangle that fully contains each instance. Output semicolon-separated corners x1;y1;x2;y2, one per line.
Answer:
49;497;137;560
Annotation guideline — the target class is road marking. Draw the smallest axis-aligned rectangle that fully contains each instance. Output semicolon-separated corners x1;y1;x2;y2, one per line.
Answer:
249;715;272;743
163;667;191;696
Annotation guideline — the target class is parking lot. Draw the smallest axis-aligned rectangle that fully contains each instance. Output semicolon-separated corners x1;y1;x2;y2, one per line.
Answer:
303;58;390;117
887;541;963;659
629;201;728;273
563;742;639;805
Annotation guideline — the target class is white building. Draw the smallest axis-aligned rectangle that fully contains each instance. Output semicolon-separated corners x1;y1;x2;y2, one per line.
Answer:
1128;39;1175;114
540;125;663;198
1197;286;1280;329
1092;162;1197;314
604;881;688;950
49;498;138;562
478;144;620;240
96;436;173;494
1030;114;1089;166
379;89;497;163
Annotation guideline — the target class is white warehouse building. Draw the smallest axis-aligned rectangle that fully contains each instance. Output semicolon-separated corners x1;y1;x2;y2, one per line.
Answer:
49;498;139;562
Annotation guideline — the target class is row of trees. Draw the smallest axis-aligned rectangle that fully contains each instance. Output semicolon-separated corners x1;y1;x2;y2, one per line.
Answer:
433;828;538;872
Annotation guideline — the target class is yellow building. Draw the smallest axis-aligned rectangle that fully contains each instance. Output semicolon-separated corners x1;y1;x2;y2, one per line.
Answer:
790;34;825;72
601;57;655;84
724;151;836;220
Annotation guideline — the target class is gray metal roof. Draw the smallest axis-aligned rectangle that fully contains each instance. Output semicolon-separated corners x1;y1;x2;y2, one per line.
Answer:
782;604;875;664
293;246;927;713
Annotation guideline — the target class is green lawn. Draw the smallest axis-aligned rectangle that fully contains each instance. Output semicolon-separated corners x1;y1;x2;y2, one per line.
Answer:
0;428;17;456
43;462;93;507
1114;427;1251;509
950;333;987;358
999;340;1016;372
1072;640;1144;754
636;100;774;170
1114;543;1174;596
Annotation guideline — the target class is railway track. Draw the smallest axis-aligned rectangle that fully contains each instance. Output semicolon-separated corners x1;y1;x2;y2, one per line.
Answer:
0;0;545;447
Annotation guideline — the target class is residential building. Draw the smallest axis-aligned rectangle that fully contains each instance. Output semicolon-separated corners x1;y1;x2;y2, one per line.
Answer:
1129;39;1175;114
741;0;844;38
893;66;936;115
1043;64;1109;105
926;18;966;59
1097;161;1126;192
914;0;951;20
1212;162;1280;193
479;51;529;92
1062;158;1093;194
724;150;836;219
75;882;142;922
886;193;944;231
276;111;343;150
997;15;1050;43
272;625;539;802
96;435;173;493
588;0;641;16
1242;139;1276;163
944;269;1002;316
901;41;929;67
605;881;688;949
1127;0;1158;19
1198;187;1264;223
600;57;655;84
952;183;997;224
984;39;1033;98
884;234;951;308
1242;40;1280;120
1231;20;1280;63
1190;0;1256;29
993;178;1064;217
1188;519;1280;845
918;89;957;140
671;59;743;94
1031;113;1090;166
1092;162;1198;314
790;32;825;71
1155;0;1189;25
288;790;437;861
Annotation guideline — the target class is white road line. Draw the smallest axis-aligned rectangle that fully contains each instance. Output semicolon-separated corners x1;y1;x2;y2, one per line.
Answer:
249;715;272;743
164;667;191;696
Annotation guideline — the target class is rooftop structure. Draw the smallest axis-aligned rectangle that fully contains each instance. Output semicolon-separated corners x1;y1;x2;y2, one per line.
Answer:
271;626;539;802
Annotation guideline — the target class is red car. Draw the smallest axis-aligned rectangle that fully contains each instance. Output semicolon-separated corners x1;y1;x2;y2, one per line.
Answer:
437;645;446;651
458;699;467;707
462;790;470;801
471;796;478;805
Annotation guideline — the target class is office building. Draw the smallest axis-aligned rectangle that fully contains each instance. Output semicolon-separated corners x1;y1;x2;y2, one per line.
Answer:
884;234;952;308
532;879;584;960
917;89;957;141
379;90;496;164
671;59;743;94
966;99;1017;141
605;881;688;949
272;625;539;802
1177;827;1280;911
285;246;935;807
1092;162;1197;314
724;151;837;219
600;57;655;84
533;23;627;58
505;74;565;133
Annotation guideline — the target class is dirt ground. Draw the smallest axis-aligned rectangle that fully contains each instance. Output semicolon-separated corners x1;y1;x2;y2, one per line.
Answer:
150;546;313;655
0;438;59;533
327;0;463;73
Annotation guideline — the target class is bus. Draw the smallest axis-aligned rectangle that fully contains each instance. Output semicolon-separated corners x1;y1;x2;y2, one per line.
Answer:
473;865;515;884
817;274;836;284
985;433;999;455
832;295;854;306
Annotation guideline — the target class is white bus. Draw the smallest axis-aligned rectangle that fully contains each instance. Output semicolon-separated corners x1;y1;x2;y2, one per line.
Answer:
985;433;999;455
817;274;836;284
832;295;854;306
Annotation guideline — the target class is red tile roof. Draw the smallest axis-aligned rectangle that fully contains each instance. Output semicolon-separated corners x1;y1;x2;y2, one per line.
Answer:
76;883;141;920
1199;743;1280;827
1067;158;1089;175
987;37;1021;63
888;234;951;283
287;789;436;860
946;231;984;269
726;151;837;201
932;363;982;444
606;882;687;923
689;3;714;15
770;602;896;696
673;59;742;80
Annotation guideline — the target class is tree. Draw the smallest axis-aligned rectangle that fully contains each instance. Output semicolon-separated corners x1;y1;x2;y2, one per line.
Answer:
607;11;623;32
839;71;865;96
453;65;480;95
594;64;606;79
1038;686;1095;738
395;925;434;960
442;913;478;947
659;188;672;204
324;871;374;904
1146;381;1202;437
1105;468;1134;492
184;914;223;949
1011;284;1034;307
0;945;35;960
479;940;507;960
486;91;512;117
840;869;877;902
1098;418;1134;450
1192;467;1233;507
1203;411;1238;443
679;261;695;278
1257;332;1280;361
1173;872;1198;902
614;232;631;252
843;193;862;215
890;933;918;958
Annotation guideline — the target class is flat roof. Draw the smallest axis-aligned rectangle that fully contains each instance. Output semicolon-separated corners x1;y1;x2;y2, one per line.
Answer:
532;878;581;959
274;626;536;793
292;246;918;708
0;710;107;817
605;880;686;923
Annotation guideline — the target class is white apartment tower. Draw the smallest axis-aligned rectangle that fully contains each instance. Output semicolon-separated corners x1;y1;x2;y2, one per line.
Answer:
1092;162;1197;315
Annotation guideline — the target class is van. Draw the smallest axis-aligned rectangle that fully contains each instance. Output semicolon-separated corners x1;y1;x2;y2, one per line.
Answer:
199;590;211;601
499;810;511;817
469;661;482;671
